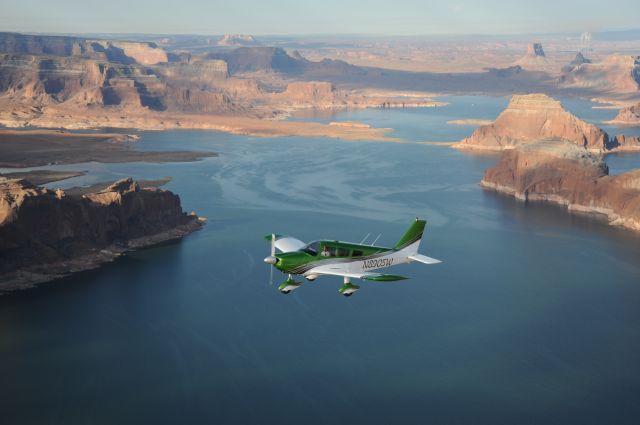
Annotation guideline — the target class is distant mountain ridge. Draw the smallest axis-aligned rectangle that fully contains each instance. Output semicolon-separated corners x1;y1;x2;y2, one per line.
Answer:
0;32;169;65
209;46;364;77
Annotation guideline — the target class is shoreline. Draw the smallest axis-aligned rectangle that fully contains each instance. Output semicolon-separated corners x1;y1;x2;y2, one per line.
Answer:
0;129;217;168
0;107;405;142
453;142;640;155
605;119;640;127
447;119;494;126
480;179;640;232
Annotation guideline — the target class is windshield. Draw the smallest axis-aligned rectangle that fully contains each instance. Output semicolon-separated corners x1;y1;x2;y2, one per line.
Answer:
302;241;320;256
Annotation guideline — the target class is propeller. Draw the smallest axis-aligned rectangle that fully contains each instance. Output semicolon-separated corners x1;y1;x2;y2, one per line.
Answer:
265;233;276;285
271;233;276;257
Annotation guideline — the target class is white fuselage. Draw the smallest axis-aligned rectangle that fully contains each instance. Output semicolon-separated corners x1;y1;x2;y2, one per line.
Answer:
304;241;420;277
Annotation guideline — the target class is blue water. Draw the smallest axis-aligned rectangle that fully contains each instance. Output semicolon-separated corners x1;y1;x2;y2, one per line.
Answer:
2;97;640;425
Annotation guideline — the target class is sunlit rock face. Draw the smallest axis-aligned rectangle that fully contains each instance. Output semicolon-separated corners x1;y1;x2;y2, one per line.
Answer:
559;54;640;94
456;94;611;151
611;102;640;125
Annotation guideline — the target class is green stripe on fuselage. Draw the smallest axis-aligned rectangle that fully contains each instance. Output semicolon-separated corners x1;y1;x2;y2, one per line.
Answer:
274;240;392;274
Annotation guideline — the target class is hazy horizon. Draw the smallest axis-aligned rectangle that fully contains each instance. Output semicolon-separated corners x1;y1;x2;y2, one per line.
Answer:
2;0;639;36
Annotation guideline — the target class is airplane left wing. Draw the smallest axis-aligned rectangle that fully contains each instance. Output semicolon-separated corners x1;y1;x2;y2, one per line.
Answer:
275;237;306;253
264;234;307;253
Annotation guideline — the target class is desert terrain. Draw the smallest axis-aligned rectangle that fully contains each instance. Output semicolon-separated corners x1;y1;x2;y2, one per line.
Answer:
0;30;638;142
1;29;640;286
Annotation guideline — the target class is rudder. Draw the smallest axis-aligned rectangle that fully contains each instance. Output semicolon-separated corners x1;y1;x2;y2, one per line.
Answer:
394;218;426;250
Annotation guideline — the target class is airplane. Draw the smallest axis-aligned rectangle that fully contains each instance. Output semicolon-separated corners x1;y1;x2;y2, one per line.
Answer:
264;218;441;296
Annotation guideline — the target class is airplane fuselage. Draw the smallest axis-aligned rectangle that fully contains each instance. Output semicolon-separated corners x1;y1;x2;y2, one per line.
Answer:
275;240;419;278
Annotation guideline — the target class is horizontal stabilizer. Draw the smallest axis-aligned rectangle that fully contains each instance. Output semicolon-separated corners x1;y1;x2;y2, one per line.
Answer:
408;254;442;265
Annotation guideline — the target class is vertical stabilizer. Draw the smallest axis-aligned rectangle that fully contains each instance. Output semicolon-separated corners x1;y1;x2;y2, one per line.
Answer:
394;218;426;251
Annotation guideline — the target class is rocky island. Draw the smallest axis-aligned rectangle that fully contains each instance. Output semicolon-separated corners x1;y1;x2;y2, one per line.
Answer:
456;93;640;231
0;177;204;292
455;93;640;152
609;102;640;126
480;141;640;232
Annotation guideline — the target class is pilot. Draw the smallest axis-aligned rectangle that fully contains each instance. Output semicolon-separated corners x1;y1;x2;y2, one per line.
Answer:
320;245;330;257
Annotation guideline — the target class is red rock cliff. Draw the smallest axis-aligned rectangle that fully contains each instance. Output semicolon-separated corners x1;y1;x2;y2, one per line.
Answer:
0;177;203;291
480;141;640;231
456;94;611;151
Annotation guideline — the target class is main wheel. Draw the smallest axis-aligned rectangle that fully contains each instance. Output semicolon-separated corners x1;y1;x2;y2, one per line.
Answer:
280;290;291;295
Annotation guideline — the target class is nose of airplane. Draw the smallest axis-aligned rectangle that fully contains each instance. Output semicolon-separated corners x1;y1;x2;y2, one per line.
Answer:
264;256;278;265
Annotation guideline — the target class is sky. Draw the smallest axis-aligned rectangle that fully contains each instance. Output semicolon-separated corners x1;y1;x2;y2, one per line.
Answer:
1;0;638;36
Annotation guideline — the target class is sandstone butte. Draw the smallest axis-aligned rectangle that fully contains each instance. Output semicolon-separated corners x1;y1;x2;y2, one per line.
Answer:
480;140;640;232
455;93;640;153
0;177;204;292
513;43;553;72
609;102;640;126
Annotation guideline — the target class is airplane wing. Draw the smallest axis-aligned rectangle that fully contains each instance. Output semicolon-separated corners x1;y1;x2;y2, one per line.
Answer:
408;254;442;265
263;234;307;253
308;266;407;282
275;237;306;253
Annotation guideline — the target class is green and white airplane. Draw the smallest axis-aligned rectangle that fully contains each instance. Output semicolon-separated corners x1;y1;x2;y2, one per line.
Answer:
264;218;441;296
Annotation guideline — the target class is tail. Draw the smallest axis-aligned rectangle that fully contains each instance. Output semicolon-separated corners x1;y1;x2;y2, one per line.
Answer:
394;218;426;253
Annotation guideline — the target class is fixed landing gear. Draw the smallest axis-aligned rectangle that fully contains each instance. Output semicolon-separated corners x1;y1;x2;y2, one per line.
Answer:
338;276;360;297
278;274;301;294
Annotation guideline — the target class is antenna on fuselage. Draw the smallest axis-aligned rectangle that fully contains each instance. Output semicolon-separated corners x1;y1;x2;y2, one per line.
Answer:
359;233;371;244
370;234;382;246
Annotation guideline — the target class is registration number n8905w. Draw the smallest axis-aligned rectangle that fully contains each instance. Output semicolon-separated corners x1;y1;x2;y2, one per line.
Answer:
363;258;393;269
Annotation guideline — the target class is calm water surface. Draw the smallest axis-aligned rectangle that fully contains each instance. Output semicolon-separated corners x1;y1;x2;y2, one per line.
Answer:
2;97;640;425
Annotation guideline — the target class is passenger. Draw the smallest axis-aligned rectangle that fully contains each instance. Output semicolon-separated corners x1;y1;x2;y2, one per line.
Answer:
320;246;330;257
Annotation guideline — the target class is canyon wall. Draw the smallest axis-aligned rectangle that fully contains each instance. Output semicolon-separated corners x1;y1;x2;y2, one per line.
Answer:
559;54;640;94
0;177;204;291
480;141;640;231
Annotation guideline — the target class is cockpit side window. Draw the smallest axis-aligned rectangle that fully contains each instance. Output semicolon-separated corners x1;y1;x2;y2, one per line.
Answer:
320;244;336;257
337;247;350;257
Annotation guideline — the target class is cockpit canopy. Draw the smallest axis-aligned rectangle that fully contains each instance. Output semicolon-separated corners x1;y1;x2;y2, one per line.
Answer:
301;241;366;258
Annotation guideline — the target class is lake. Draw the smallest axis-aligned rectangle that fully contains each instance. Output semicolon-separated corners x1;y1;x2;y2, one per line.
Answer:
2;96;640;425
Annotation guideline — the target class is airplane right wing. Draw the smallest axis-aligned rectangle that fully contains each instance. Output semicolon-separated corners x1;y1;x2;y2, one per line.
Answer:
308;266;407;282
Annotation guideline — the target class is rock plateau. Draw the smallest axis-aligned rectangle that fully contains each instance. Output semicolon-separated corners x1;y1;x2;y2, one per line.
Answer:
0;177;204;292
455;93;640;152
610;102;640;126
559;54;640;95
481;141;640;232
